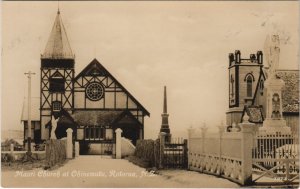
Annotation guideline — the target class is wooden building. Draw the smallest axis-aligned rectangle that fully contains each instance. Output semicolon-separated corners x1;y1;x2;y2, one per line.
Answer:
21;10;149;151
21;97;41;144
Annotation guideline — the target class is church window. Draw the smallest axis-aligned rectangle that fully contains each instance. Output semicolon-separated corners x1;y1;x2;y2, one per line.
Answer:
49;72;65;93
246;75;253;97
52;101;61;112
86;82;104;101
230;75;234;98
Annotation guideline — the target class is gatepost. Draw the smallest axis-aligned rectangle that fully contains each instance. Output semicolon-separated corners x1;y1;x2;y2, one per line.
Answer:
115;128;122;159
239;114;254;185
66;128;73;159
159;132;166;169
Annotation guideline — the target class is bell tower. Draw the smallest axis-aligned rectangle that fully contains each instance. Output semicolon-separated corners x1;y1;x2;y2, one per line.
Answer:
226;50;264;126
40;10;75;140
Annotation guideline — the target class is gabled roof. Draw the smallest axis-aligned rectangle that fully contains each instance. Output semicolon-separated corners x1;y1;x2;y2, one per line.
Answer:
71;110;142;127
276;70;299;113
75;59;150;116
41;10;74;59
21;97;40;121
71;110;122;126
112;110;143;126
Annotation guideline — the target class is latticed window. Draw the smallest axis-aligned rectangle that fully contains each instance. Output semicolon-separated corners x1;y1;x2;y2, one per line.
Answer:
52;101;62;111
246;75;253;97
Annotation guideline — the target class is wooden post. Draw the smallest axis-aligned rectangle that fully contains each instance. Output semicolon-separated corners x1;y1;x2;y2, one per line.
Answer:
10;143;14;161
187;126;195;169
10;144;14;154
75;141;79;157
24;71;35;153
159;132;166;169
115;128;122;159
66;128;73;159
183;139;188;169
240;114;255;185
218;123;225;175
200;123;207;154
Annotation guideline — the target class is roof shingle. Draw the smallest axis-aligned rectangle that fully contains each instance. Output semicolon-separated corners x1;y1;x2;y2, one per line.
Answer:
276;70;299;113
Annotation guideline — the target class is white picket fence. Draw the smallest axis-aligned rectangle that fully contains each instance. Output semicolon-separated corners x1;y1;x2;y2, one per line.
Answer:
188;121;253;185
188;120;299;185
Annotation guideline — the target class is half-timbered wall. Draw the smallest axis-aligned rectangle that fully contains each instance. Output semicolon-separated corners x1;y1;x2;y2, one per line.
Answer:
73;62;145;124
40;67;74;140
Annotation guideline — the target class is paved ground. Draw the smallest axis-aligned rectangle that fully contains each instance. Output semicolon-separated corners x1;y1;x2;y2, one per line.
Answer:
1;155;239;188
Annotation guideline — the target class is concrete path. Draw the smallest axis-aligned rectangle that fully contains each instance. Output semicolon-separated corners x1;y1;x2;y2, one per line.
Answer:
1;156;239;188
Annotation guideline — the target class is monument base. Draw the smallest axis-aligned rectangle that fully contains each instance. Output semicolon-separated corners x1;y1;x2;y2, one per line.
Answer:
259;118;291;134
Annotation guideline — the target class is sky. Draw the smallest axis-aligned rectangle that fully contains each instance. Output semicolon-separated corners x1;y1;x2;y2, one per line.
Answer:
1;1;299;139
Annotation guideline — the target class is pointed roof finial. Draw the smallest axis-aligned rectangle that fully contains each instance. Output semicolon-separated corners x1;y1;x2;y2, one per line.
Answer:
163;86;167;113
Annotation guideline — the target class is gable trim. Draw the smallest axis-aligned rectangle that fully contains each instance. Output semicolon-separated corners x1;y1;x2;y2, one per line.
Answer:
74;59;150;116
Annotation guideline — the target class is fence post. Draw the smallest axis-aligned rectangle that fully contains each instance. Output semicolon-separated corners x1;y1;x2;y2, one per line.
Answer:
183;139;188;169
200;124;207;154
115;128;122;159
218;123;225;175
240;114;254;185
187;126;195;169
66;128;73;159
10;143;14;153
10;143;14;161
75;141;79;157
159;132;166;169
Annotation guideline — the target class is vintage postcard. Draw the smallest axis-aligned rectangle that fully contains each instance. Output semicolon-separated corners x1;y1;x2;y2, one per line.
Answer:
1;1;299;188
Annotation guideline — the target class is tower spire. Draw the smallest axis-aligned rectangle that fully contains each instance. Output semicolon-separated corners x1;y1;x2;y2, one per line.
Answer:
57;0;60;14
42;9;74;59
163;86;167;113
160;86;171;142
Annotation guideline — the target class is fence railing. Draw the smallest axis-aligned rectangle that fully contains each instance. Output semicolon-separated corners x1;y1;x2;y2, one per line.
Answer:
188;121;254;185
1;151;46;162
252;132;299;183
132;134;188;169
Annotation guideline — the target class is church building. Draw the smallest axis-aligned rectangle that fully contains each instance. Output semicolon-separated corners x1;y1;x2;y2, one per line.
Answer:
21;10;150;152
226;36;299;134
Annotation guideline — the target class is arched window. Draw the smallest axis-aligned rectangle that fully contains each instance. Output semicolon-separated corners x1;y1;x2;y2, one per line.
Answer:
230;75;234;98
246;75;253;97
